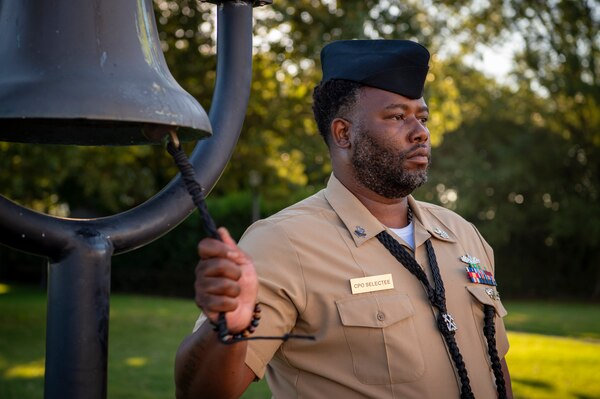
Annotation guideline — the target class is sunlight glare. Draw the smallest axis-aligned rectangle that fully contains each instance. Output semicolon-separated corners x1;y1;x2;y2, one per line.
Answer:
125;357;148;367
0;284;10;295
5;360;45;379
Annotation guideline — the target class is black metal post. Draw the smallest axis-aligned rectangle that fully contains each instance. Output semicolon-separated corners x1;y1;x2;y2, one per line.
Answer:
45;230;113;399
0;2;257;398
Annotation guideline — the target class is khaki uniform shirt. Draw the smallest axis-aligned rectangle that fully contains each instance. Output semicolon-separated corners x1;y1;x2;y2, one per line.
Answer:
238;174;509;398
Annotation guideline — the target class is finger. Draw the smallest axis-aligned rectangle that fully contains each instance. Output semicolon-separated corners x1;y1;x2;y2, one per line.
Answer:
196;258;242;281
194;280;240;310
196;275;242;298
197;236;235;260
195;294;239;317
195;278;241;311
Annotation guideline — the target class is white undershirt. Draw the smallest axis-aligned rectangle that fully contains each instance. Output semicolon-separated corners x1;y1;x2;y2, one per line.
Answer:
389;221;415;250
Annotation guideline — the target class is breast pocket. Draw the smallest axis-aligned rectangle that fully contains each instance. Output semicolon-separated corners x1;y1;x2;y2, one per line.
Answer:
335;293;425;385
466;285;510;358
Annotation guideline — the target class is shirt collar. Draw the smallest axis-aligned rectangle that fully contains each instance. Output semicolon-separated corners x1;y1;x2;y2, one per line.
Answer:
408;196;457;246
324;174;386;247
324;173;457;248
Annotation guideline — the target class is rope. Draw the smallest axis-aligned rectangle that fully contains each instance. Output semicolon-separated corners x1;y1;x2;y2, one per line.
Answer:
484;304;507;399
376;231;474;399
166;141;219;240
166;137;314;345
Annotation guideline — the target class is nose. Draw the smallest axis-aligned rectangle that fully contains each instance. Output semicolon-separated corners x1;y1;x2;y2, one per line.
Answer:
407;116;429;144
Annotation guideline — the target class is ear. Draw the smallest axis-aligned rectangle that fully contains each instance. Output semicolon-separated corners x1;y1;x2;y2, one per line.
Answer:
330;118;352;149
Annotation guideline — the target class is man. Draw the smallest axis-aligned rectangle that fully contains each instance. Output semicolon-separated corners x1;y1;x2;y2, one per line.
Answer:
175;40;513;399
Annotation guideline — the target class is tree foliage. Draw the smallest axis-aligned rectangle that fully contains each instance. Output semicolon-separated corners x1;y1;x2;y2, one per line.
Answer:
1;0;599;298
415;0;600;297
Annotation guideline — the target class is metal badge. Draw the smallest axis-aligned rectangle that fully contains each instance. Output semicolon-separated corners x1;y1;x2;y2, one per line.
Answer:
354;226;366;237
485;287;500;300
460;254;480;265
442;313;458;332
434;228;450;239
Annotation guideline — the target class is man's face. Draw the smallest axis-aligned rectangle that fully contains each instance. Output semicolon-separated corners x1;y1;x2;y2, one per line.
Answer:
349;87;431;199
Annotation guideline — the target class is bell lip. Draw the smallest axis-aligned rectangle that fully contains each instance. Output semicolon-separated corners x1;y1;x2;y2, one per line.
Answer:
0;118;212;146
0;74;212;144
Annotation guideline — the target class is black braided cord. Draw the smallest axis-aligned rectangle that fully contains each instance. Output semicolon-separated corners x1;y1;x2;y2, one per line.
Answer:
166;141;219;239
484;304;507;399
166;140;314;345
167;141;503;392
376;231;475;399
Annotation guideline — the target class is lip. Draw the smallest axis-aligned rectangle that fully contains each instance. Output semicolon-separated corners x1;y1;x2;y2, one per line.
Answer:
406;147;430;165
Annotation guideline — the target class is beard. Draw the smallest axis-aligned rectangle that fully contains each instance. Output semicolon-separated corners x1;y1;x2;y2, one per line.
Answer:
350;130;430;199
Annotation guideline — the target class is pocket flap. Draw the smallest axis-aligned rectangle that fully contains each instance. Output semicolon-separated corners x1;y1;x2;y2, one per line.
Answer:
466;285;508;317
336;294;414;328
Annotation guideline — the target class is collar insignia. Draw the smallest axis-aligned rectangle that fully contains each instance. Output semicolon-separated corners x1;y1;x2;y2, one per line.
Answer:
354;226;366;237
434;228;450;239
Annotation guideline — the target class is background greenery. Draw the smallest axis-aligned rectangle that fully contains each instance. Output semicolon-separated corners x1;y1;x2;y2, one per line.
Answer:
2;2;598;398
1;1;599;298
1;284;599;399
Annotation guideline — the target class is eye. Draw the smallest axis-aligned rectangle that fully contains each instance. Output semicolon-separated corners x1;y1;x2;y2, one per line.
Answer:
419;117;428;125
391;114;405;121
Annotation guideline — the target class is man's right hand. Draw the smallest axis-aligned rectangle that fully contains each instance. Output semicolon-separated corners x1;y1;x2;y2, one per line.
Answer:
194;227;258;333
175;227;257;399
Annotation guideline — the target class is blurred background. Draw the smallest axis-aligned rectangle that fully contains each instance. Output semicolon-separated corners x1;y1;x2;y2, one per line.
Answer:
0;0;600;299
2;0;598;299
0;1;599;397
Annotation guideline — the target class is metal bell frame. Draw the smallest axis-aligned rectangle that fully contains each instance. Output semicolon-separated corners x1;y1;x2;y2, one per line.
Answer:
0;1;271;398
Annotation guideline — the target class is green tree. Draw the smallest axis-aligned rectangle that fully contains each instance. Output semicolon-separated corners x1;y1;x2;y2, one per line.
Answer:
3;0;598;297
417;0;600;297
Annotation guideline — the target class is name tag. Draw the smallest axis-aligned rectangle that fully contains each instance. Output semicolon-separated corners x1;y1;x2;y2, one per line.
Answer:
350;274;394;294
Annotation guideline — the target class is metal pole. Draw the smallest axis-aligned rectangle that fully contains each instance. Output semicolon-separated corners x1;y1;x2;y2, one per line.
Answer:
44;230;113;399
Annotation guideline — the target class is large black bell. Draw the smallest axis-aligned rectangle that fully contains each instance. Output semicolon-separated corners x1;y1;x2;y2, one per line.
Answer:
0;0;211;145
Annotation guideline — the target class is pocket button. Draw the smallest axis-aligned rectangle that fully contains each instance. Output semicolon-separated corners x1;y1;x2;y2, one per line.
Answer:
377;312;385;321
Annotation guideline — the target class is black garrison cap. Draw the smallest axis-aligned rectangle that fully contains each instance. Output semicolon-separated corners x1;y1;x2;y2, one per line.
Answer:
320;40;430;99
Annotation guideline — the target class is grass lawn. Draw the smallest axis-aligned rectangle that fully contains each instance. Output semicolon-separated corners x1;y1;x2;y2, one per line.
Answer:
503;302;600;399
1;283;599;398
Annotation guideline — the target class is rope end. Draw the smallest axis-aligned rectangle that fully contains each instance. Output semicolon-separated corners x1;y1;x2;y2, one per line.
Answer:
168;129;181;149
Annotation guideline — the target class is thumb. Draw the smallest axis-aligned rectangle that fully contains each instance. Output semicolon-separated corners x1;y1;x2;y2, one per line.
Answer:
218;227;253;268
218;227;238;251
